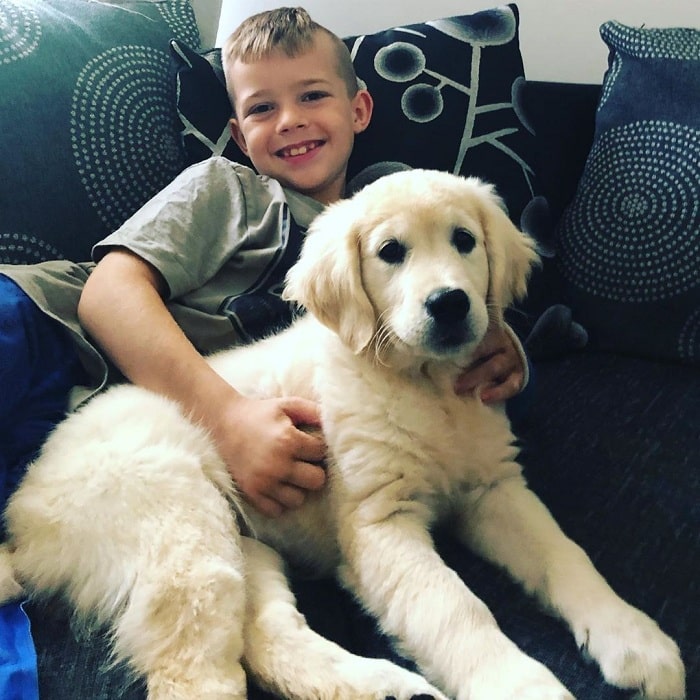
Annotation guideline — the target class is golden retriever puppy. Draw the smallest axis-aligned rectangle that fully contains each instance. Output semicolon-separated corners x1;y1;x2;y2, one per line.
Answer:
0;170;685;700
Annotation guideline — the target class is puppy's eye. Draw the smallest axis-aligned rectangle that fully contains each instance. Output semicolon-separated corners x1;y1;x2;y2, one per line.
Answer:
378;239;407;265
453;227;476;254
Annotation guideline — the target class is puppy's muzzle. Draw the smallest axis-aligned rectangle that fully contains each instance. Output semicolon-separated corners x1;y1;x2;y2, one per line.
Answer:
425;288;470;324
424;287;474;352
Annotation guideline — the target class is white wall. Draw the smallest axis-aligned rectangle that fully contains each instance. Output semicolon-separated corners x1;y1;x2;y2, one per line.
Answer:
190;0;222;49
213;0;700;84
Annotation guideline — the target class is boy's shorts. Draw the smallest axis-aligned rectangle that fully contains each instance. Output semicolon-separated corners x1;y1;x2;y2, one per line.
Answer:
1;273;86;700
0;274;86;508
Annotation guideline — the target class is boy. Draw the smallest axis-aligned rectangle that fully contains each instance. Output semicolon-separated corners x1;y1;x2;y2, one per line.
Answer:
1;7;526;521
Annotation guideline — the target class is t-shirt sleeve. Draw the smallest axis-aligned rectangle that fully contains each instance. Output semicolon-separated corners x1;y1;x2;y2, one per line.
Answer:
92;158;268;300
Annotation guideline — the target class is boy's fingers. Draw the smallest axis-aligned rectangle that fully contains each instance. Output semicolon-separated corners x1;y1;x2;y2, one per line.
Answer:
454;354;502;394
455;348;523;397
282;395;323;428
293;427;327;463
289;461;327;491
249;493;284;519
252;464;325;518
480;374;523;404
272;483;307;511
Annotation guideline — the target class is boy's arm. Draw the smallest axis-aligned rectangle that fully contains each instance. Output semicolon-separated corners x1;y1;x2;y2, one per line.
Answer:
78;248;326;518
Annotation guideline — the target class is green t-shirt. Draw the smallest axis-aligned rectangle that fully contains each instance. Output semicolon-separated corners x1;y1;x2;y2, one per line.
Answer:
2;158;324;407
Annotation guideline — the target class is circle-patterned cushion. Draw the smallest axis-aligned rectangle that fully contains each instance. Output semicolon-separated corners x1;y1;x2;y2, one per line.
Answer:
0;0;200;264
558;21;700;364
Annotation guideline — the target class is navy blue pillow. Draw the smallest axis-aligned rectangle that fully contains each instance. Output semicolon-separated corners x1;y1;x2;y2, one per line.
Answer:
0;0;200;264
558;21;700;364
344;4;541;229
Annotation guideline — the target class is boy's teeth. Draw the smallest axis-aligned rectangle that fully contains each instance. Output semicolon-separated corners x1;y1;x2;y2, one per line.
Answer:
285;143;316;157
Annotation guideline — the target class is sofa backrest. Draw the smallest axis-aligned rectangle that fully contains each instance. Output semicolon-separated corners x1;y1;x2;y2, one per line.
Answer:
523;81;601;223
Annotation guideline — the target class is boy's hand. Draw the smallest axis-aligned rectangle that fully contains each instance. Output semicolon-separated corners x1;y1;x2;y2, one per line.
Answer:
214;395;327;518
454;324;525;403
79;250;326;519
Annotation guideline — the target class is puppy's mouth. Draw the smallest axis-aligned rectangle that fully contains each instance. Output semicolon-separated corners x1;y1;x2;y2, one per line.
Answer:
276;140;323;159
379;318;482;366
426;323;477;354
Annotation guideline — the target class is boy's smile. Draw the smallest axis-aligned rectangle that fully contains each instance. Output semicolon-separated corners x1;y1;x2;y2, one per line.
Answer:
278;139;323;159
228;33;372;204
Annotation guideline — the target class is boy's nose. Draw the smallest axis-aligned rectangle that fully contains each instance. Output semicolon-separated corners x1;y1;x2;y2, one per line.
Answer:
277;104;307;131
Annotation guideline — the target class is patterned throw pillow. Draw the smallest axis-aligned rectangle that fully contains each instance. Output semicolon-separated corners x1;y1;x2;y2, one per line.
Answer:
345;5;541;229
172;5;544;233
557;21;700;364
0;0;200;264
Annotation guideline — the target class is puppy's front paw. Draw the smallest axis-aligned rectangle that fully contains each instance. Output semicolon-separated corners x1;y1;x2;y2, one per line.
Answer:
578;603;685;699
335;657;448;700
467;644;574;700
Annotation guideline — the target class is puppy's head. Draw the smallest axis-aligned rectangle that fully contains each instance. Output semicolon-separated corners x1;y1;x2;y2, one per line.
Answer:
284;169;538;365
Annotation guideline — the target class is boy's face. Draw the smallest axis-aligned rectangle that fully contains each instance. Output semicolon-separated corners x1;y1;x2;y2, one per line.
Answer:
228;33;373;204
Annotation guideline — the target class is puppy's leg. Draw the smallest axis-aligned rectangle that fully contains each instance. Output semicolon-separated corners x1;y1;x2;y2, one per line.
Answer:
242;537;448;700
5;403;249;700
457;475;685;700
337;507;572;700
115;504;248;700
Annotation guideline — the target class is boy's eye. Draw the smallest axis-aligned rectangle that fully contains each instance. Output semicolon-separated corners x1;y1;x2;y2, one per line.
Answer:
248;103;273;116
302;91;328;102
452;227;476;254
378;239;407;265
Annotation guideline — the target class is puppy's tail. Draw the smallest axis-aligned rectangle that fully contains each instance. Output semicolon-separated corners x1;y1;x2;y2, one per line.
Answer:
0;543;24;603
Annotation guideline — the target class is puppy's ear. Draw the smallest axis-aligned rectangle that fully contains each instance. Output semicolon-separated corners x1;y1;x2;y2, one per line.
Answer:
284;201;377;353
478;188;540;318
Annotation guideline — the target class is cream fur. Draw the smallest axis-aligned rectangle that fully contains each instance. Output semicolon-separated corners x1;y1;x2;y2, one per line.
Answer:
1;170;685;700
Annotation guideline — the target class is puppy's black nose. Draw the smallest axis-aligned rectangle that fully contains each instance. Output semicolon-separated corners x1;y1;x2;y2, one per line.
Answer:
425;288;470;324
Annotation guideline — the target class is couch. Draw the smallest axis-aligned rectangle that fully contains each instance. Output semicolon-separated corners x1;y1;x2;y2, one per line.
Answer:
1;2;697;698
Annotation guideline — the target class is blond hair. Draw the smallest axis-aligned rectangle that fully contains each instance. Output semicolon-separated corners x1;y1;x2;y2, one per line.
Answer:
222;7;359;108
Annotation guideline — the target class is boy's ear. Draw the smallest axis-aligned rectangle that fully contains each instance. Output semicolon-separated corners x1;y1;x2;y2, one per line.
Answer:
229;118;249;156
352;89;373;135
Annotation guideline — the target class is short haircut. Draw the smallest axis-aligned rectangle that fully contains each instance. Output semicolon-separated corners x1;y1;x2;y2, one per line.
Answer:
222;7;359;108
